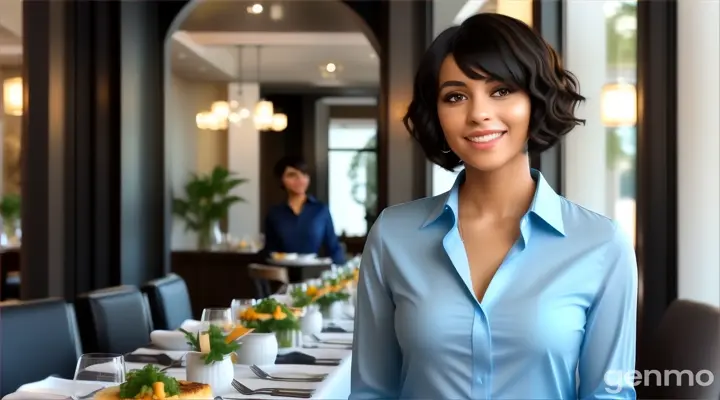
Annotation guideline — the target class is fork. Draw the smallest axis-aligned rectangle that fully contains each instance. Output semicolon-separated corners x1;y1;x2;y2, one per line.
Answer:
231;379;313;398
249;364;326;382
72;388;104;400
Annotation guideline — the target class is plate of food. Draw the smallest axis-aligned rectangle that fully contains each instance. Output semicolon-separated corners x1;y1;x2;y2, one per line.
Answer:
93;365;213;400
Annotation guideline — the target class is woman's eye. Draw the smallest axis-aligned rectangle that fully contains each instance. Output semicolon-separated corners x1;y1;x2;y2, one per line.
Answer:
443;93;467;103
492;88;513;97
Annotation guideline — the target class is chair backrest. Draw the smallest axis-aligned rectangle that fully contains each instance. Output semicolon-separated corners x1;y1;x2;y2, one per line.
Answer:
0;298;82;397
636;299;720;399
141;273;193;330
75;285;153;355
248;264;289;298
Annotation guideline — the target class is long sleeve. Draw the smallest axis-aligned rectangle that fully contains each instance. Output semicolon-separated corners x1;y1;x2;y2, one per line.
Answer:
263;213;281;255
350;211;401;399
578;225;639;399
322;208;346;265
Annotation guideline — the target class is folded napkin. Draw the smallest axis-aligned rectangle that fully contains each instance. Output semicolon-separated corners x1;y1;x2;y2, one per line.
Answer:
323;319;354;333
275;351;341;366
3;377;109;400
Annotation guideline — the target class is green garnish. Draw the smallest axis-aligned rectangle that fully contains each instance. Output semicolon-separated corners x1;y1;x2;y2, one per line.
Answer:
180;324;240;365
119;365;180;399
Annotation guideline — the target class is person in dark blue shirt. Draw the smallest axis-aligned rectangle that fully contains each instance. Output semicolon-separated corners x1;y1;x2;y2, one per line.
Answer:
263;155;346;265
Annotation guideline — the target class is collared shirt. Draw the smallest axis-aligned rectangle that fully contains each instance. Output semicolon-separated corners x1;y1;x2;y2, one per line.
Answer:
264;196;346;265
350;169;638;399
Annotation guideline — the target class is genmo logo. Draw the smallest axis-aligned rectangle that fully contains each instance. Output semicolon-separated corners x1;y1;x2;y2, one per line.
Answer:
604;369;715;394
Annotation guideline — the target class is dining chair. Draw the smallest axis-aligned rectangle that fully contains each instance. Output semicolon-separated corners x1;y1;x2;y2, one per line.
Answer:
74;285;154;354
142;273;193;330
248;263;289;298
636;299;720;399
0;298;82;397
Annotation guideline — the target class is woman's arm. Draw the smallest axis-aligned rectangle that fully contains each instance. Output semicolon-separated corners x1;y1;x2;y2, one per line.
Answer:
350;211;402;399
263;212;281;255
322;208;346;265
578;225;639;399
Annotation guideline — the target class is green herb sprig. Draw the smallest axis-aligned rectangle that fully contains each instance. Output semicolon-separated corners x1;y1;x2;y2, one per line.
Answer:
180;324;240;365
241;298;300;333
290;286;313;308
119;365;180;399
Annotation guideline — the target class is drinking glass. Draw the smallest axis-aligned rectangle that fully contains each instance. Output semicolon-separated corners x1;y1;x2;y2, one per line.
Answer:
231;299;257;322
201;307;234;331
74;353;126;383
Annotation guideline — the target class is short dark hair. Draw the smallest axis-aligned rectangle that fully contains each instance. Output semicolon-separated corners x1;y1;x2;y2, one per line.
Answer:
273;155;309;179
404;13;586;171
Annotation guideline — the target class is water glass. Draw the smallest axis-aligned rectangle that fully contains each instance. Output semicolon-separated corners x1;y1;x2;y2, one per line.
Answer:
231;299;257;321
74;353;125;383
201;307;234;331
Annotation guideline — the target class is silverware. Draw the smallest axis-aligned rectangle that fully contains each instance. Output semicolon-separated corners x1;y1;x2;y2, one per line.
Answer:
249;364;326;382
302;344;352;350
231;379;313;398
72;388;104;400
159;360;185;372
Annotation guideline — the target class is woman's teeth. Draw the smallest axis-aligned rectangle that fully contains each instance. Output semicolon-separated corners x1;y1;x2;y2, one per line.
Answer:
466;132;504;143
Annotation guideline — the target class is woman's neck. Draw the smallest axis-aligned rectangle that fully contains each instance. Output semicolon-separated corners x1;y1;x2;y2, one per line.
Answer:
287;193;307;207
459;155;536;220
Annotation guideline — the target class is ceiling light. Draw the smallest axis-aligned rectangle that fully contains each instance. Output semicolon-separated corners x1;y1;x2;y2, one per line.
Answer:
3;77;22;116
270;4;284;20
247;4;263;14
325;63;337;73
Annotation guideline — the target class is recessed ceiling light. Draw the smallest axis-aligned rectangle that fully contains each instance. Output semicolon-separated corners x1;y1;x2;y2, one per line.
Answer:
325;63;337;73
247;3;263;14
270;4;283;20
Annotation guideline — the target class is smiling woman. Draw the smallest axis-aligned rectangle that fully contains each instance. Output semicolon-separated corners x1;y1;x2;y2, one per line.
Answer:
351;12;639;400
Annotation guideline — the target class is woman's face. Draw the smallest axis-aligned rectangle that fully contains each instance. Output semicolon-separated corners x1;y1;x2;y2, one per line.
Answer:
281;166;310;195
436;55;531;172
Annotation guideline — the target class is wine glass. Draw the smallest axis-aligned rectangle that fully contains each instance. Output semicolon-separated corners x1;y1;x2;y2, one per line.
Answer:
231;299;257;322
201;307;234;331
74;353;126;383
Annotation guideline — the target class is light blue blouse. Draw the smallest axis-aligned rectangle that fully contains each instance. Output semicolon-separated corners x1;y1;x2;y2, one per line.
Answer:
350;169;638;399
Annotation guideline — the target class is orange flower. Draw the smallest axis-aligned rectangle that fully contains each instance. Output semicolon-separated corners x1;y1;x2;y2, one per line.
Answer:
272;305;287;320
306;285;318;296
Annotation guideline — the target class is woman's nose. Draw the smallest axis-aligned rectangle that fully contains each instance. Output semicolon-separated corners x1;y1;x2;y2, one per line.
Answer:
467;98;493;124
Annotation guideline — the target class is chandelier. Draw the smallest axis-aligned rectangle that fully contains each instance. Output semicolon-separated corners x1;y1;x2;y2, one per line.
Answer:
195;46;287;132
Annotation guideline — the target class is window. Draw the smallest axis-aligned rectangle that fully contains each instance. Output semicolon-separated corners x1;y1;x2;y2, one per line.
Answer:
564;0;637;246
328;119;378;237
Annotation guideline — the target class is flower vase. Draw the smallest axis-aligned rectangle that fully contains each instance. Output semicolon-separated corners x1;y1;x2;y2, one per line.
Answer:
321;301;344;320
185;352;234;396
234;332;278;366
275;329;300;354
300;306;323;336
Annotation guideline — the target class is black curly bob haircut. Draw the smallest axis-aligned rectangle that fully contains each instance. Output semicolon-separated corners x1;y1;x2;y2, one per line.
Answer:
403;13;586;171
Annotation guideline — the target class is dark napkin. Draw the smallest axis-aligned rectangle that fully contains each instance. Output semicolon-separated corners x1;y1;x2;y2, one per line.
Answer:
275;351;341;366
322;325;349;333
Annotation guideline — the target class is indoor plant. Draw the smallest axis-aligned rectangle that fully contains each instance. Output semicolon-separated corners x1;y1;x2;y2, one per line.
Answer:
172;166;246;250
238;298;301;349
311;278;352;319
180;324;250;395
0;193;21;245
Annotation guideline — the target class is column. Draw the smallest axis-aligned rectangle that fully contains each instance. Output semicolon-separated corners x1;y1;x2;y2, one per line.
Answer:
227;82;261;237
21;0;179;299
677;0;720;307
562;0;608;215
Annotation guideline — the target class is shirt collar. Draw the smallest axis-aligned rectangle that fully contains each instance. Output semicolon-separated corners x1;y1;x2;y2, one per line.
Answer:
421;168;565;237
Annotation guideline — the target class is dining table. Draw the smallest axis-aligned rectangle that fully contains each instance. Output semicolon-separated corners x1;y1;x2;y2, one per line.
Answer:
2;319;355;400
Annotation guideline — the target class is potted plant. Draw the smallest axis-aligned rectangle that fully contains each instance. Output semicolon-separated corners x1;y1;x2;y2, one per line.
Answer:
180;324;250;395
310;277;352;320
238;298;301;350
172;166;246;250
0;193;21;246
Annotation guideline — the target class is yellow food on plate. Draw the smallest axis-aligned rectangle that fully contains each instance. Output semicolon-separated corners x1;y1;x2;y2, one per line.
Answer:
94;380;213;400
95;365;213;400
271;252;286;260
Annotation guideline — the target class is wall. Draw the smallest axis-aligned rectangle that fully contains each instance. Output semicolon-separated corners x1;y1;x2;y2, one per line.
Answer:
677;0;720;307
0;67;21;195
165;73;227;249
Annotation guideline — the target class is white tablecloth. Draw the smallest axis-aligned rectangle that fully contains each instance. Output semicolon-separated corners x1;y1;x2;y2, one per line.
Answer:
3;332;353;400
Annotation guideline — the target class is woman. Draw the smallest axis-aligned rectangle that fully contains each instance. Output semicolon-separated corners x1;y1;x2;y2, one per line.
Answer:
350;14;637;399
264;155;345;265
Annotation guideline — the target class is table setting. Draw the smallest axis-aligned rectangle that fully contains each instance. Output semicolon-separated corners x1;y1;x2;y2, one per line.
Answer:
2;264;360;400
